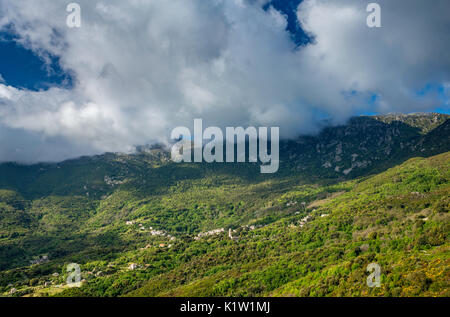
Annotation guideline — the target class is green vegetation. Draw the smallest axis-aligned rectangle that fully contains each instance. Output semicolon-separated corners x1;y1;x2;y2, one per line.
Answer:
0;114;448;297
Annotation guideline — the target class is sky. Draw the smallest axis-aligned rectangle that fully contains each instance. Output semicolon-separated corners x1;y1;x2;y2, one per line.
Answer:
0;0;449;163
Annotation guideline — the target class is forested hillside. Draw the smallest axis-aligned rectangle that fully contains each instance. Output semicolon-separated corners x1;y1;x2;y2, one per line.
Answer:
0;113;448;297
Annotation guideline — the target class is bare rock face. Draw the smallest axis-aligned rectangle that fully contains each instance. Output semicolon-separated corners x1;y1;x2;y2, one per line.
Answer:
280;113;450;178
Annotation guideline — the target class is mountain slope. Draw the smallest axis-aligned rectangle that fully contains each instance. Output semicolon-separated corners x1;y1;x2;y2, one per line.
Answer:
281;113;450;178
67;152;449;297
0;152;447;297
0;113;449;297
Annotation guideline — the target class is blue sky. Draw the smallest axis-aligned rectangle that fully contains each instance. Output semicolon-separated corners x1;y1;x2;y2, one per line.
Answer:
1;0;447;114
0;0;310;91
0;30;72;90
1;0;308;91
264;0;310;46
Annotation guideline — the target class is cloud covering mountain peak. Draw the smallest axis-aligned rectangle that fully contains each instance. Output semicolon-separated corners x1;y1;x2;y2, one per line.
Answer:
0;0;449;163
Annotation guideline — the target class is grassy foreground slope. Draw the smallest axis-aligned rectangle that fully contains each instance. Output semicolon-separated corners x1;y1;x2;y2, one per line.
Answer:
51;152;448;297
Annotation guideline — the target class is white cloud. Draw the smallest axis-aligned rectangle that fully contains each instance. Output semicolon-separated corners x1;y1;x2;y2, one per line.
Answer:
0;0;448;162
